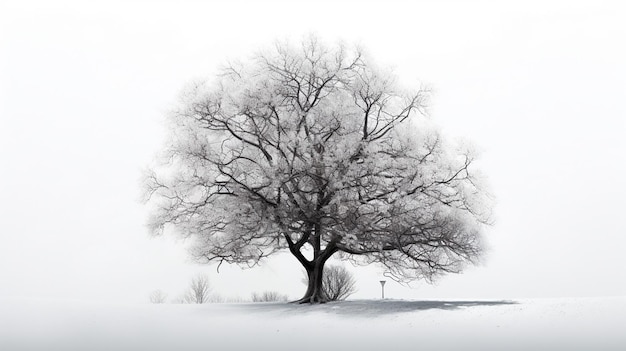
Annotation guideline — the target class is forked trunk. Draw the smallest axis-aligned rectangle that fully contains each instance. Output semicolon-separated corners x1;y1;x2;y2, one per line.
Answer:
295;261;327;304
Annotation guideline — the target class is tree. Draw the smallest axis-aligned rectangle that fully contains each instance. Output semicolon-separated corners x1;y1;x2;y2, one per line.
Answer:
144;36;493;304
181;275;211;304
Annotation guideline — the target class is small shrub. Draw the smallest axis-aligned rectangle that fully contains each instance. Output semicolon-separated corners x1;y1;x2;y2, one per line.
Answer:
174;274;212;304
149;289;167;304
302;265;357;301
251;291;289;302
322;265;357;301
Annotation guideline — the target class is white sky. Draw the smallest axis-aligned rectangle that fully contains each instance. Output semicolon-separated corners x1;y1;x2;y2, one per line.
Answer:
1;0;625;303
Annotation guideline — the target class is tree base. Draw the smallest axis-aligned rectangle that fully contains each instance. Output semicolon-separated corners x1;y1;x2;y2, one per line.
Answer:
292;295;329;304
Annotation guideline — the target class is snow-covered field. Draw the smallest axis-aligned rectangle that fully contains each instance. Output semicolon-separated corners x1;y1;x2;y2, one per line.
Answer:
1;297;624;351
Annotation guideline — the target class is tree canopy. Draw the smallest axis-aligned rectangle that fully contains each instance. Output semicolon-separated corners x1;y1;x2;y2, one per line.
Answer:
144;37;493;303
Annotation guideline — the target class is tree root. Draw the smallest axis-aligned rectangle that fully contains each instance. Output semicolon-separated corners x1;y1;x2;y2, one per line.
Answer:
292;295;329;304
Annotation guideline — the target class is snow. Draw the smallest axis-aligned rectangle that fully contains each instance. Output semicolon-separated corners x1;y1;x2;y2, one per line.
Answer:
1;297;624;351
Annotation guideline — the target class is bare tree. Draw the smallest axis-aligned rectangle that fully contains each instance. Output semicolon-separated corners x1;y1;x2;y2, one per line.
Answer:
321;265;356;301
182;275;211;304
251;291;289;302
144;36;493;304
149;289;168;304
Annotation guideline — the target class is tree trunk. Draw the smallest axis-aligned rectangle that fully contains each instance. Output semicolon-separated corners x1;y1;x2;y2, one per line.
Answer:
295;261;327;304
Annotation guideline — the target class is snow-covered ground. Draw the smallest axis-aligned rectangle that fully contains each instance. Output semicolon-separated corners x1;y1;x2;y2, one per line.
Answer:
1;296;624;351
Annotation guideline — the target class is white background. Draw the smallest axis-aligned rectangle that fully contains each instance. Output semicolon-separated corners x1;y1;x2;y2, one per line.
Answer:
1;0;625;303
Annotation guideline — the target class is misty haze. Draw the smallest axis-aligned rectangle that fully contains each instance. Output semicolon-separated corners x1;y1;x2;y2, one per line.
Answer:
1;1;625;350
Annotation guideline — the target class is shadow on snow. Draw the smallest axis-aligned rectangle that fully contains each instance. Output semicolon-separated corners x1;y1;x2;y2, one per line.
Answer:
235;299;518;317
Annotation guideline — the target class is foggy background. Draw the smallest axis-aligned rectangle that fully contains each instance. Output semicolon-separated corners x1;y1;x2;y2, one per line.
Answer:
1;0;625;303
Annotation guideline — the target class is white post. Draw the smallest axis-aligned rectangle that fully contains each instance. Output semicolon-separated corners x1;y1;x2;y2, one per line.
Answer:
379;280;386;299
